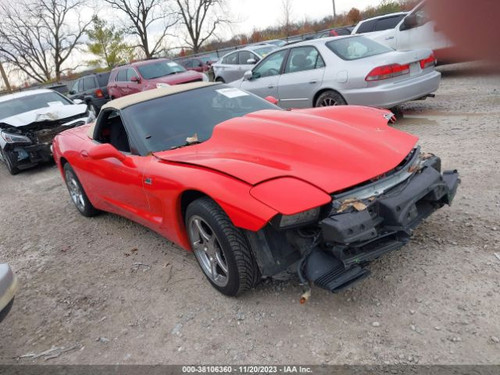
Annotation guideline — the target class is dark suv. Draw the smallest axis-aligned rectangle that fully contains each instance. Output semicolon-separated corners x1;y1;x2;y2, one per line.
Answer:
68;72;111;115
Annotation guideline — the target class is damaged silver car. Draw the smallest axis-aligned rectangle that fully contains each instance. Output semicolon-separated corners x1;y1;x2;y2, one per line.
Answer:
0;89;95;175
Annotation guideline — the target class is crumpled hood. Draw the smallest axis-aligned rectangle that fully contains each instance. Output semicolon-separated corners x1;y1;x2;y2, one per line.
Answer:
154;106;418;193
0;104;87;128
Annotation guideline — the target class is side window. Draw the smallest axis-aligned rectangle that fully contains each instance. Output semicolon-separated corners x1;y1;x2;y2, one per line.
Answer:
238;51;255;64
373;16;404;32
222;52;238;65
71;80;79;93
253;50;287;78
126;68;139;81
83;77;97;91
414;7;430;27
285;47;325;74
356;20;375;34
183;60;193;68
116;70;127;81
95;110;131;153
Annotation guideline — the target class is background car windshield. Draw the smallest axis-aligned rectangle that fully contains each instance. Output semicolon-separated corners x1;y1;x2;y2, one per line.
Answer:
137;61;186;79
326;36;392;60
0;92;72;119
123;85;280;153
254;46;274;57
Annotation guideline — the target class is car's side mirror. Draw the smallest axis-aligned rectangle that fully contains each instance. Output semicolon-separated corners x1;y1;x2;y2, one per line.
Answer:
131;76;141;83
73;99;83;105
243;70;253;81
402;14;417;30
247;58;257;64
69;90;75;95
88;143;135;167
265;96;279;105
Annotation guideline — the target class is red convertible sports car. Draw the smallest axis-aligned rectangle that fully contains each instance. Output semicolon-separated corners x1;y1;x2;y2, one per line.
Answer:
53;82;459;298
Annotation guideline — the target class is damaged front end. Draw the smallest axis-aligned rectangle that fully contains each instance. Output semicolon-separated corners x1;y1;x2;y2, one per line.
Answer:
0;112;93;173
246;148;460;297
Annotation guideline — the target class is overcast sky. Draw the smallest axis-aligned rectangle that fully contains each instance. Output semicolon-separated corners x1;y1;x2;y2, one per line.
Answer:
229;0;383;35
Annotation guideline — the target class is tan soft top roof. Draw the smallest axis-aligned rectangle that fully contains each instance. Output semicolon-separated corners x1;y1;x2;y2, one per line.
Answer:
101;81;218;111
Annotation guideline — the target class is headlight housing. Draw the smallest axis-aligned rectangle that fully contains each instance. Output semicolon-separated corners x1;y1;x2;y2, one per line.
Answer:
277;207;321;229
0;131;32;144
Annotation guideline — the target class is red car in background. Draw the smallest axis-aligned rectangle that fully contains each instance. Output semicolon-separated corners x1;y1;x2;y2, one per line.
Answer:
52;82;459;299
107;58;208;99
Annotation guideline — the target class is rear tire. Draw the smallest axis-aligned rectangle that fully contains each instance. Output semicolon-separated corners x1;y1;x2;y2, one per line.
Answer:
315;90;346;107
185;197;260;296
63;163;99;217
1;149;19;175
215;77;225;83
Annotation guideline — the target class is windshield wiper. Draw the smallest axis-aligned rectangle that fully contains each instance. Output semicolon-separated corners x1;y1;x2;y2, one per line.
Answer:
167;71;181;75
170;140;202;150
170;133;202;150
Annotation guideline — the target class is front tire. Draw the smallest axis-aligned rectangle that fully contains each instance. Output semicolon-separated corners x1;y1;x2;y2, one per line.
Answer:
215;77;225;83
185;197;260;296
1;149;19;175
64;163;99;217
315;90;346;107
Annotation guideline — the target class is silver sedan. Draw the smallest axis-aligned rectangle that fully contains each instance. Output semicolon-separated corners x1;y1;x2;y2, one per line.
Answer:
230;35;441;109
212;44;276;83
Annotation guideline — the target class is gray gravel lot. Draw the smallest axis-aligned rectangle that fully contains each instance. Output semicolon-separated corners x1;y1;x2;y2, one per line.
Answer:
0;61;499;365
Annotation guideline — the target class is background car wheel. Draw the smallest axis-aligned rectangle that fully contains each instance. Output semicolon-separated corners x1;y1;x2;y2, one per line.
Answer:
215;77;225;83
186;197;260;296
63;163;99;217
315;90;346;107
1;149;19;175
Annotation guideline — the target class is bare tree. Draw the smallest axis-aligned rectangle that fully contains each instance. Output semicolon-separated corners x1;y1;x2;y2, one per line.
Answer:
104;0;178;59
174;0;228;53
281;0;294;38
0;0;91;82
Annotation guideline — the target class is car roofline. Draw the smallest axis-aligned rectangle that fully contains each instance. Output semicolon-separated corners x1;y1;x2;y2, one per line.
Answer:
101;82;220;111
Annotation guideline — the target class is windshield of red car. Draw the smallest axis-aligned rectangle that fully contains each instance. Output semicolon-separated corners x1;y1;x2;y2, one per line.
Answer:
123;85;281;153
326;36;392;61
0;92;73;119
137;61;186;79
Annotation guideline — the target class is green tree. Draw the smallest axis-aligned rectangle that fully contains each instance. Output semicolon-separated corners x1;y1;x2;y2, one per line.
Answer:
86;17;132;69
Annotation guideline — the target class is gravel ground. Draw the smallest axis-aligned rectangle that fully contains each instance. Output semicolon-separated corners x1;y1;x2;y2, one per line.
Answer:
0;61;499;365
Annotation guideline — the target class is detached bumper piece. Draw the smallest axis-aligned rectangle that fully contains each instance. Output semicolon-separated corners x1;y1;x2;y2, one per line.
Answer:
302;161;460;293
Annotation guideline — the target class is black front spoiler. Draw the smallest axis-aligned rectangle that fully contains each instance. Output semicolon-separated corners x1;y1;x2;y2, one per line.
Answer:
302;165;460;293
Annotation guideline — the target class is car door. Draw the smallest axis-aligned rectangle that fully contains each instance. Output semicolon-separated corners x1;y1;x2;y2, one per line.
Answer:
82;76;97;100
396;4;451;53
113;69;128;97
69;79;83;100
277;46;326;109
126;68;141;95
219;52;239;82
239;49;288;100
238;51;258;79
78;109;151;222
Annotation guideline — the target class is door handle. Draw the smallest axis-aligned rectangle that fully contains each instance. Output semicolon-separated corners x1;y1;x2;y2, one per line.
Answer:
80;150;89;158
309;80;317;84
268;85;274;89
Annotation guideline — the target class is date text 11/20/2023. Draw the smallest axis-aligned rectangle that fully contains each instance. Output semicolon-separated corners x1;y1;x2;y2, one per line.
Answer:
181;365;313;373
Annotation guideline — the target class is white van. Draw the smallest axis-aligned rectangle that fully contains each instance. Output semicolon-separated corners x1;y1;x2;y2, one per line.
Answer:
362;1;456;63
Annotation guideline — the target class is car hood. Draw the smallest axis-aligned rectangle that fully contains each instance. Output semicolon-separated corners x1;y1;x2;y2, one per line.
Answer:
148;70;204;85
0;104;88;128
154;107;418;193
